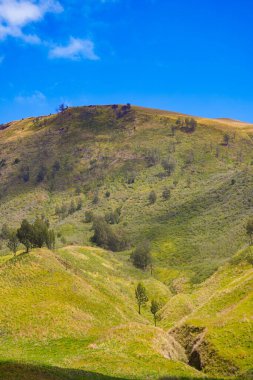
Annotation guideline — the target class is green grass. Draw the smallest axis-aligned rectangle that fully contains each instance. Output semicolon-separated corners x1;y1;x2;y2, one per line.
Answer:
0;246;204;380
1;105;253;378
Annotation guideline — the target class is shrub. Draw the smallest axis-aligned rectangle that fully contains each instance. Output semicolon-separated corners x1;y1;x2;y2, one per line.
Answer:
91;216;128;252
36;166;47;183
161;157;176;176
135;283;148;314
84;210;94;223
105;207;121;224
21;166;30;183
148;190;157;204
105;191;111;198
145;149;160;167
7;230;19;256
162;187;170;200
131;241;152;270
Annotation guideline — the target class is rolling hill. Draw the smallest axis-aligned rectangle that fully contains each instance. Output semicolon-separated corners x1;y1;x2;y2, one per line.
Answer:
0;104;253;379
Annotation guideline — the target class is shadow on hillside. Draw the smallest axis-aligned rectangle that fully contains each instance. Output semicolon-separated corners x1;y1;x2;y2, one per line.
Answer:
1;361;251;380
159;378;224;380
0;361;126;380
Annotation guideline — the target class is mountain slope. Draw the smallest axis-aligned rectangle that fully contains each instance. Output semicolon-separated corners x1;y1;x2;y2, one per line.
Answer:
1;105;253;286
1;105;253;379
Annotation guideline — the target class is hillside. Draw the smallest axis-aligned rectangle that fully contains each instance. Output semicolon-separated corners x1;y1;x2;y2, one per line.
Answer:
0;105;253;379
0;246;201;380
0;245;252;379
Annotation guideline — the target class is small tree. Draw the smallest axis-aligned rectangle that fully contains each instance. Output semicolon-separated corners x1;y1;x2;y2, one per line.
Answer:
135;283;148;314
7;230;19;256
57;103;68;113
246;218;253;245
46;229;56;249
131;241;152;270
161;157;176;176
162;187;170;200
150;299;162;326
148;190;157;204
1;223;11;240
223;133;230;146
17;219;33;253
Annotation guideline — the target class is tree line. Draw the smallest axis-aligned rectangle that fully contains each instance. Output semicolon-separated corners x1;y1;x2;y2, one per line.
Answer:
1;217;55;255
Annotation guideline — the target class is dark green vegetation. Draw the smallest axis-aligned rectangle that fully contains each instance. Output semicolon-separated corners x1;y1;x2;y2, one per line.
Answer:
0;105;253;379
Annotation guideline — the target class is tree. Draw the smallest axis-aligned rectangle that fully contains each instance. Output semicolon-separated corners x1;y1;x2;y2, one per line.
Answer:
84;210;94;223
162;187;170;200
76;198;83;211
46;229;55;250
32;217;49;248
131;241;152;270
246;218;253;245
7;230;19;256
145;149;160;167
135;283;148;314
148;190;157;204
161;157;176;176
36;166;47;183
150;299;162;326
91;216;128;252
1;223;11;240
57;103;68;113
17;219;33;253
69;200;76;214
223;133;230;146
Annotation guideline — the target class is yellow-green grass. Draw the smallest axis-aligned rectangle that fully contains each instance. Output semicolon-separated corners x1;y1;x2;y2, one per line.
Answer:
161;247;253;376
0;246;203;380
1;105;253;286
1;105;253;378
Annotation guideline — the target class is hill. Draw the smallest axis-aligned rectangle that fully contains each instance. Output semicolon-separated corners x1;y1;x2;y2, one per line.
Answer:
0;105;253;379
1;105;253;284
0;245;252;379
0;246;201;380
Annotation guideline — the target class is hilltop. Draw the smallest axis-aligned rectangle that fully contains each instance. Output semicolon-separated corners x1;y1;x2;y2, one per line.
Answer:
0;104;253;379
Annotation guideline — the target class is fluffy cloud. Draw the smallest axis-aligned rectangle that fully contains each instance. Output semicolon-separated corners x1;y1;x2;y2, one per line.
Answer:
0;0;63;43
49;37;99;61
15;90;46;104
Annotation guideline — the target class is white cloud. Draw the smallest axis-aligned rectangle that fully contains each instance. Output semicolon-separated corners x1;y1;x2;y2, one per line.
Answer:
15;90;46;104
49;37;99;61
0;0;63;43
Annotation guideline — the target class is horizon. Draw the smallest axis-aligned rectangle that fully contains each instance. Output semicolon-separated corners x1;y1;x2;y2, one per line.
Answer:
1;0;253;123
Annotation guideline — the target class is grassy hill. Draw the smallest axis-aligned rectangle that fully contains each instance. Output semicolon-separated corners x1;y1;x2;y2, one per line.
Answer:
0;105;253;379
0;246;201;380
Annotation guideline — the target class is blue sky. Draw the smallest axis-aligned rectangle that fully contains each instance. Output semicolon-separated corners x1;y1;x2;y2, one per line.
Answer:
1;0;253;123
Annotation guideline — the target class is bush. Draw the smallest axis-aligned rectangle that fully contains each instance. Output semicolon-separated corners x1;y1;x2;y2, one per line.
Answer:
148;190;157;204
36;166;47;183
105;191;111;198
131;241;152;270
91;216;128;252
145;149;160;167
17;218;55;252
105;207;121;224
84;210;94;223
21;166;30;182
162;187;170;200
161;157;176;176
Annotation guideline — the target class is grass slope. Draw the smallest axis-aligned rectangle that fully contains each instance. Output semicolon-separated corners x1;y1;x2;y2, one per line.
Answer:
1;105;253;379
162;247;253;377
1;105;253;286
0;246;202;380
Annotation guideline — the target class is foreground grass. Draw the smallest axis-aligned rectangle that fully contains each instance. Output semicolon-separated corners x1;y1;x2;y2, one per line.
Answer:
0;247;201;380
